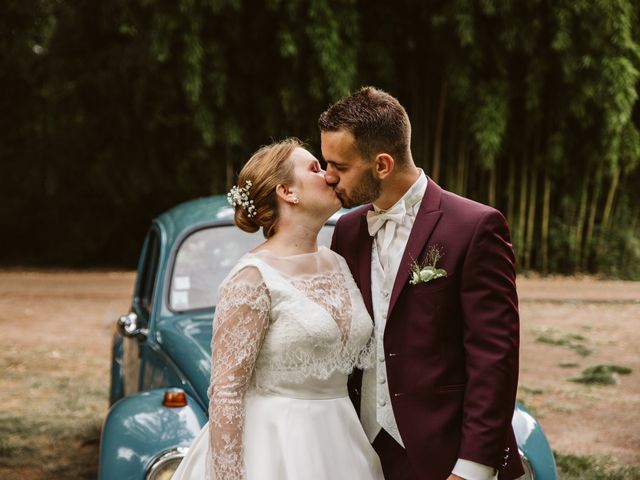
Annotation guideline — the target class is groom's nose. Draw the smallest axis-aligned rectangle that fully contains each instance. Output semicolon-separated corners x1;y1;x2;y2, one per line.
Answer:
324;166;339;186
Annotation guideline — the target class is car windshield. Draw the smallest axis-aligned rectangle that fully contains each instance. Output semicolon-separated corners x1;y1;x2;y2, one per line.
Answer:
169;224;335;311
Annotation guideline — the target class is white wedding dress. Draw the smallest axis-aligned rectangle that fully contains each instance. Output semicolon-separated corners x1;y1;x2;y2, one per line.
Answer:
171;246;384;480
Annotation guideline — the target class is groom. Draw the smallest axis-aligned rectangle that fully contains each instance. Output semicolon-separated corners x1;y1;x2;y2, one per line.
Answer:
320;87;524;480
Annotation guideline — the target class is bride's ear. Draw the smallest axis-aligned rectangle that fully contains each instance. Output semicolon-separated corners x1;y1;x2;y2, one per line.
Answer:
276;184;300;205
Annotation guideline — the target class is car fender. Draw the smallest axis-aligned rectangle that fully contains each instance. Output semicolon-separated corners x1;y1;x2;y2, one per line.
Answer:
99;389;207;480
513;403;558;479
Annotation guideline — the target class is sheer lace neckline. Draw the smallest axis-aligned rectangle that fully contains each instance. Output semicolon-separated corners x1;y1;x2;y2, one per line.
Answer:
242;246;337;278
248;245;328;259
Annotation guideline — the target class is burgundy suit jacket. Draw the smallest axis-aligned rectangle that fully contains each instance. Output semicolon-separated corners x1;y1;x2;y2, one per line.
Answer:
331;178;524;479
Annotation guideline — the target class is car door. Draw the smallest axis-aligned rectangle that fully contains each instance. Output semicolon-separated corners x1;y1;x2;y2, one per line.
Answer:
119;228;161;395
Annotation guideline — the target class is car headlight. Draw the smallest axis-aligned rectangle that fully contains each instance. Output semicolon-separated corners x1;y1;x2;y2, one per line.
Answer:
145;447;188;480
518;450;535;480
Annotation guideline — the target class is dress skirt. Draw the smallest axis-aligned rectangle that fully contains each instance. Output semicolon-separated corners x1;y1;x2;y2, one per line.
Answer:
172;389;384;480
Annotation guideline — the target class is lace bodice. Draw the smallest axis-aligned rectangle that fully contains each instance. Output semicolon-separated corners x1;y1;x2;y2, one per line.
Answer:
206;247;374;480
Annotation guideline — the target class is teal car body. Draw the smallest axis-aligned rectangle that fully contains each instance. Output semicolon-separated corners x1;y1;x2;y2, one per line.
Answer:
99;196;557;480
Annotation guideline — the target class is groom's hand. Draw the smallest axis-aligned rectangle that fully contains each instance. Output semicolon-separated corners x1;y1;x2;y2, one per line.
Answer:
447;475;465;480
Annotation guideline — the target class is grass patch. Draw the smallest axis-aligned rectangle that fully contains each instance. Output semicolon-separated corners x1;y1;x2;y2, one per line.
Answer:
0;414;102;479
0;416;52;466
556;451;640;479
0;344;107;479
520;386;544;395
570;364;633;386
535;328;593;356
559;362;580;368
516;398;539;417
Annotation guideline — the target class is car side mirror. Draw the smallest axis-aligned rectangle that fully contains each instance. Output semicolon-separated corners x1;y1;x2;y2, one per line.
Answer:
117;312;148;341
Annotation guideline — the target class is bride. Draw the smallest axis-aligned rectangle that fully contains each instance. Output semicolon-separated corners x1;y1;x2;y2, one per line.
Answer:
171;139;384;479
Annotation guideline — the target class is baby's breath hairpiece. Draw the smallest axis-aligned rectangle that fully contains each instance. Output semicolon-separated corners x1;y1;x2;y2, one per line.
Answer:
227;180;256;218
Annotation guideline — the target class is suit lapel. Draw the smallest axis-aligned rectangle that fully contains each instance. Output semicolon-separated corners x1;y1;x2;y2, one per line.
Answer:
357;207;374;318
387;178;443;318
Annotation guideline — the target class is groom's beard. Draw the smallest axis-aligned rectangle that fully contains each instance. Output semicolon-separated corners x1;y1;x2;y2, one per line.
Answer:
337;169;381;208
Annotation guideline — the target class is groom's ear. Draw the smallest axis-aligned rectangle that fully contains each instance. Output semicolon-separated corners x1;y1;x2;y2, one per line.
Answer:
374;153;394;179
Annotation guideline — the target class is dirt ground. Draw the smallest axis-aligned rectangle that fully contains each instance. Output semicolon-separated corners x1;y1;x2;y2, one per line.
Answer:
0;271;638;478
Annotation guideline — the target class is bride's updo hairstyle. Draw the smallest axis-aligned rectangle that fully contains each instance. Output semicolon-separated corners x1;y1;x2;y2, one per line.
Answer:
232;138;301;238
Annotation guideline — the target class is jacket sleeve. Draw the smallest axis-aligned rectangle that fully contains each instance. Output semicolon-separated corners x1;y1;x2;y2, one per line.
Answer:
458;208;520;469
208;266;270;480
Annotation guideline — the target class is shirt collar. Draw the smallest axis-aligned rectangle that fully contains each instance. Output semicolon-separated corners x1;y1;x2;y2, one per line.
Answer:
373;169;428;215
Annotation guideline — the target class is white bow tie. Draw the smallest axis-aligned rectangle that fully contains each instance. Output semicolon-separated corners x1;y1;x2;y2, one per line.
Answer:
366;201;407;237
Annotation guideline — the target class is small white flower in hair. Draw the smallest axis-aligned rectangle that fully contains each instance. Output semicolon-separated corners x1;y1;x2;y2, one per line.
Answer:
227;180;257;218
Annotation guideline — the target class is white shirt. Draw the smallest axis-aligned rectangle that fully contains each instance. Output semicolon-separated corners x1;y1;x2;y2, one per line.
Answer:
362;171;497;480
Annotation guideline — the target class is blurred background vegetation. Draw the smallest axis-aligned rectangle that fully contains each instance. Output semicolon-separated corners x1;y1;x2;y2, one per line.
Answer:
2;0;639;278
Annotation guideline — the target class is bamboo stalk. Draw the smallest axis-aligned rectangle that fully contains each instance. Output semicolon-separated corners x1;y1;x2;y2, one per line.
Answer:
524;166;538;270
431;75;448;183
582;163;603;270
458;139;467;196
600;166;620;234
225;143;234;191
574;173;589;272
596;166;621;259
541;174;551;273
422;73;431;172
507;159;515;229
516;158;528;266
488;164;496;207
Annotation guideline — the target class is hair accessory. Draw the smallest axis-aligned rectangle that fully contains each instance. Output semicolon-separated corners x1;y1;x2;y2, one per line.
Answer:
227;180;256;218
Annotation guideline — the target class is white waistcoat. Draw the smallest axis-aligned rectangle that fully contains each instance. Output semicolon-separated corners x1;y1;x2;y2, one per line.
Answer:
360;172;428;446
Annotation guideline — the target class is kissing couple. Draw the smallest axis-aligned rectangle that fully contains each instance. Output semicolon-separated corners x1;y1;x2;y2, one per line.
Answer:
172;87;524;480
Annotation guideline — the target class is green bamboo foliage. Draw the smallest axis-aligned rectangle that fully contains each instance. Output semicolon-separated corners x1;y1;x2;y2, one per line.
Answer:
359;0;640;278
1;0;639;277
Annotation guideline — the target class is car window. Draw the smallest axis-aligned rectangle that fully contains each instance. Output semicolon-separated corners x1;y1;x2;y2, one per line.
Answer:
137;229;160;314
169;225;335;311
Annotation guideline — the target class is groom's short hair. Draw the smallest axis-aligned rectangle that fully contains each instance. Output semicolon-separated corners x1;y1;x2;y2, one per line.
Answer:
318;86;411;166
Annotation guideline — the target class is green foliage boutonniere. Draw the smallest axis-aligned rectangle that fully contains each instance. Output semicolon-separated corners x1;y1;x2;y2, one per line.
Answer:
409;245;447;285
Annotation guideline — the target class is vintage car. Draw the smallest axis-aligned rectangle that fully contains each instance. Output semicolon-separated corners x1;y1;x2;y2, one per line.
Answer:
99;195;558;480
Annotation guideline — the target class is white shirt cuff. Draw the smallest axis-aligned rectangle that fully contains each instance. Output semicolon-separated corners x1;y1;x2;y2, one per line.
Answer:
452;458;498;480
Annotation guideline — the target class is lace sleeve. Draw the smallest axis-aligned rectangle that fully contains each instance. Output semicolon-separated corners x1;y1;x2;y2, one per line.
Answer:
208;266;270;480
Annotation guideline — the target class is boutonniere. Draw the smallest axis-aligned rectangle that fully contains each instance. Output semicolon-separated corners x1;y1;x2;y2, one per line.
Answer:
409;245;447;285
